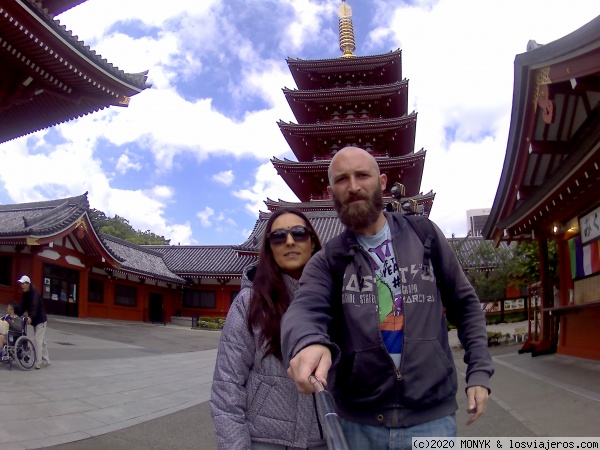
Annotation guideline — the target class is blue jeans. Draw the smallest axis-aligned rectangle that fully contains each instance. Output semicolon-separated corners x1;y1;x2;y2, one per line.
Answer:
340;413;456;450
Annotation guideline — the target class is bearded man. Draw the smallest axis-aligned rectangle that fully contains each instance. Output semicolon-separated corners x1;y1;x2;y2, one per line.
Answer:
281;146;493;450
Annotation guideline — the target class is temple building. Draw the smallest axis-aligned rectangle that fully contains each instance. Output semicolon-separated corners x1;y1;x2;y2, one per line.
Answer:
484;16;600;361
0;0;149;143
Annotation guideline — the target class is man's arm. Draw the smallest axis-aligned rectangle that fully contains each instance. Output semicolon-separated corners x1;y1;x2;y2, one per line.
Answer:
431;221;493;424
281;249;341;393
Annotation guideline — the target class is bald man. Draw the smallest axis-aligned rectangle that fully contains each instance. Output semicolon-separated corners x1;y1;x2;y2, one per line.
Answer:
281;147;493;450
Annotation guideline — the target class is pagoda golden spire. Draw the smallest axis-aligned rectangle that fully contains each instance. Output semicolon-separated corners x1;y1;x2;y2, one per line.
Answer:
338;0;356;58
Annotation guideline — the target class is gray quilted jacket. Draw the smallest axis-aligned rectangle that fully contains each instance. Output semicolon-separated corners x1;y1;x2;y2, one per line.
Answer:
210;264;325;450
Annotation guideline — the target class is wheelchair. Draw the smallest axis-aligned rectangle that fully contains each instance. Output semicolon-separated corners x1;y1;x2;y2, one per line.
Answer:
1;317;37;370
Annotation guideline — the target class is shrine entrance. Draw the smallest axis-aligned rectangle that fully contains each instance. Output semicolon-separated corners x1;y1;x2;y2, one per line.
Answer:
42;264;79;318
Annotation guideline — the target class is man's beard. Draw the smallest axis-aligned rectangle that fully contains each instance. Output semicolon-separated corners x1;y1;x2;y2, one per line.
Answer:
333;188;384;230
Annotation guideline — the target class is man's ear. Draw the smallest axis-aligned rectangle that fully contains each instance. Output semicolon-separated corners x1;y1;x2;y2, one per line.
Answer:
380;173;387;191
327;185;333;199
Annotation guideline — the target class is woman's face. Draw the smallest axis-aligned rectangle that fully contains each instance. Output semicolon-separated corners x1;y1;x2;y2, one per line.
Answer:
269;213;315;279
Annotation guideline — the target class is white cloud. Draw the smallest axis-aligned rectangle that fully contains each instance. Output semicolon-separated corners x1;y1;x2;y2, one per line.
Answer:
3;0;597;245
234;162;298;214
115;153;142;174
213;170;234;185
197;207;215;227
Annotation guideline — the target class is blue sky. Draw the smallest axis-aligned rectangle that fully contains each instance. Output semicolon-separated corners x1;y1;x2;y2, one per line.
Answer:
0;0;597;244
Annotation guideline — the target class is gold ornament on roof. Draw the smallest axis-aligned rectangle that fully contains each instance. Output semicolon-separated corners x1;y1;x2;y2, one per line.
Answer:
338;1;356;58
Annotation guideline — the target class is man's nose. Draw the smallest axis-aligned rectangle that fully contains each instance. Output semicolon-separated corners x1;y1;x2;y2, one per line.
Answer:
348;176;361;192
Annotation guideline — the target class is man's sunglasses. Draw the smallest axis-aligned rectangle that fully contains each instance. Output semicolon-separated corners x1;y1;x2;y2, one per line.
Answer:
267;226;312;246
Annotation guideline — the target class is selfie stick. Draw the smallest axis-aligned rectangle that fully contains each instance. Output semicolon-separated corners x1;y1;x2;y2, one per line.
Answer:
310;375;351;450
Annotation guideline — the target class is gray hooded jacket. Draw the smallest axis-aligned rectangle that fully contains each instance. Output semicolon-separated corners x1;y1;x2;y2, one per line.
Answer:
210;264;325;450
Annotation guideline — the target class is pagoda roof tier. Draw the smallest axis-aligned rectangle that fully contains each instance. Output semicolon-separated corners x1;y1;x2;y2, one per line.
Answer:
0;0;150;143
286;49;402;90
236;193;437;254
40;0;87;16
264;189;436;216
272;151;426;202
277;114;417;161
283;81;408;124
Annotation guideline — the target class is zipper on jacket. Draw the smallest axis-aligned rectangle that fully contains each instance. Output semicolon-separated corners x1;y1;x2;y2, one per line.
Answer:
354;244;403;382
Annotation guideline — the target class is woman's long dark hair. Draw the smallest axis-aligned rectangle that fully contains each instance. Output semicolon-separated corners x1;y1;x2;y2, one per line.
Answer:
247;208;322;360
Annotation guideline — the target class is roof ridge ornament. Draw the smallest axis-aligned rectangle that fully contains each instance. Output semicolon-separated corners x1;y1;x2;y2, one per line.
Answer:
338;1;356;58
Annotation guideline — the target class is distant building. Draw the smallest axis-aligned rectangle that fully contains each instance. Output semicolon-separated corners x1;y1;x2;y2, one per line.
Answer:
467;208;491;237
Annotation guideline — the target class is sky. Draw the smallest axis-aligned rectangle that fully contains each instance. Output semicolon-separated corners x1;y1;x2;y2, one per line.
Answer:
0;0;598;245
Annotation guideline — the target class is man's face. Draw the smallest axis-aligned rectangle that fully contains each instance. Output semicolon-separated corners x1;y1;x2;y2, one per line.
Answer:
327;148;386;231
20;282;30;292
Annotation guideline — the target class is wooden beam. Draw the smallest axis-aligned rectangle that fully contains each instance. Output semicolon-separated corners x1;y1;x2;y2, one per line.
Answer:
528;140;569;155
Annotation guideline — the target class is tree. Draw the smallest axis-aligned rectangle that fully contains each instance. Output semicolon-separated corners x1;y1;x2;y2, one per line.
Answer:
509;240;559;287
88;208;170;245
450;238;515;302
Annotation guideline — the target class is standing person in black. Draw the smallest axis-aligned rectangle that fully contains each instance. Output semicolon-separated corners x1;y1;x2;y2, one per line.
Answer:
18;275;51;369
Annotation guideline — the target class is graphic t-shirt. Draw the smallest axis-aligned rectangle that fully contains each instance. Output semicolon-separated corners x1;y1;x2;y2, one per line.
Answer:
355;223;403;367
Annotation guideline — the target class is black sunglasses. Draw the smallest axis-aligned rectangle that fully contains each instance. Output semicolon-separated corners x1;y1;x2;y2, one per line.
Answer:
267;226;312;246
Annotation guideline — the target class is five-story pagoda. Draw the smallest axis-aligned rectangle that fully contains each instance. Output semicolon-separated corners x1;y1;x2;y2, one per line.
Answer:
238;0;435;251
271;0;434;215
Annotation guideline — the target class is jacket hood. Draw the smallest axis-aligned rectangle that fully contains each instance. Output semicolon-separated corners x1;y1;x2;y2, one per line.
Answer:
240;262;258;291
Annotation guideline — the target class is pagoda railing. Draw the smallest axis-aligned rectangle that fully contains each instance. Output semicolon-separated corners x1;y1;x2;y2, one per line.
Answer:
310;193;331;201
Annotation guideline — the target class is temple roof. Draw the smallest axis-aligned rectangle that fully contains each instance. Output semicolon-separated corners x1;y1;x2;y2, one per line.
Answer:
0;193;90;239
144;245;257;278
0;0;150;143
283;81;409;124
272;149;425;170
447;236;515;270
39;0;87;16
286;49;402;90
278;114;417;160
272;151;426;201
265;189;436;216
101;234;186;284
235;210;346;254
484;15;600;242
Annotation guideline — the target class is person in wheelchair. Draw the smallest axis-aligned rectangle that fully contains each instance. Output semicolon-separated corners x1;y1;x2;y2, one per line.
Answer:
0;301;21;361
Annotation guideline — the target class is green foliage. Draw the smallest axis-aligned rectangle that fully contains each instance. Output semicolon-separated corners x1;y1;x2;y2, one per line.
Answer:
450;239;514;302
450;237;558;302
194;317;225;330
88;208;170;245
509;240;558;287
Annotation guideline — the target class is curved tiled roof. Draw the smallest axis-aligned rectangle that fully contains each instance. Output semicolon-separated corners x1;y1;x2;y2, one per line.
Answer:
277;114;417;134
145;245;257;277
286;49;401;66
282;81;408;99
40;0;87;16
271;150;425;170
0;193;89;238
235;210;345;252
0;0;150;143
100;234;186;284
21;0;149;90
447;236;515;269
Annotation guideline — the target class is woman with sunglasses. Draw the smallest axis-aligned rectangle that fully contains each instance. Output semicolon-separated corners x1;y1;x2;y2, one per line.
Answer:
210;208;326;450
